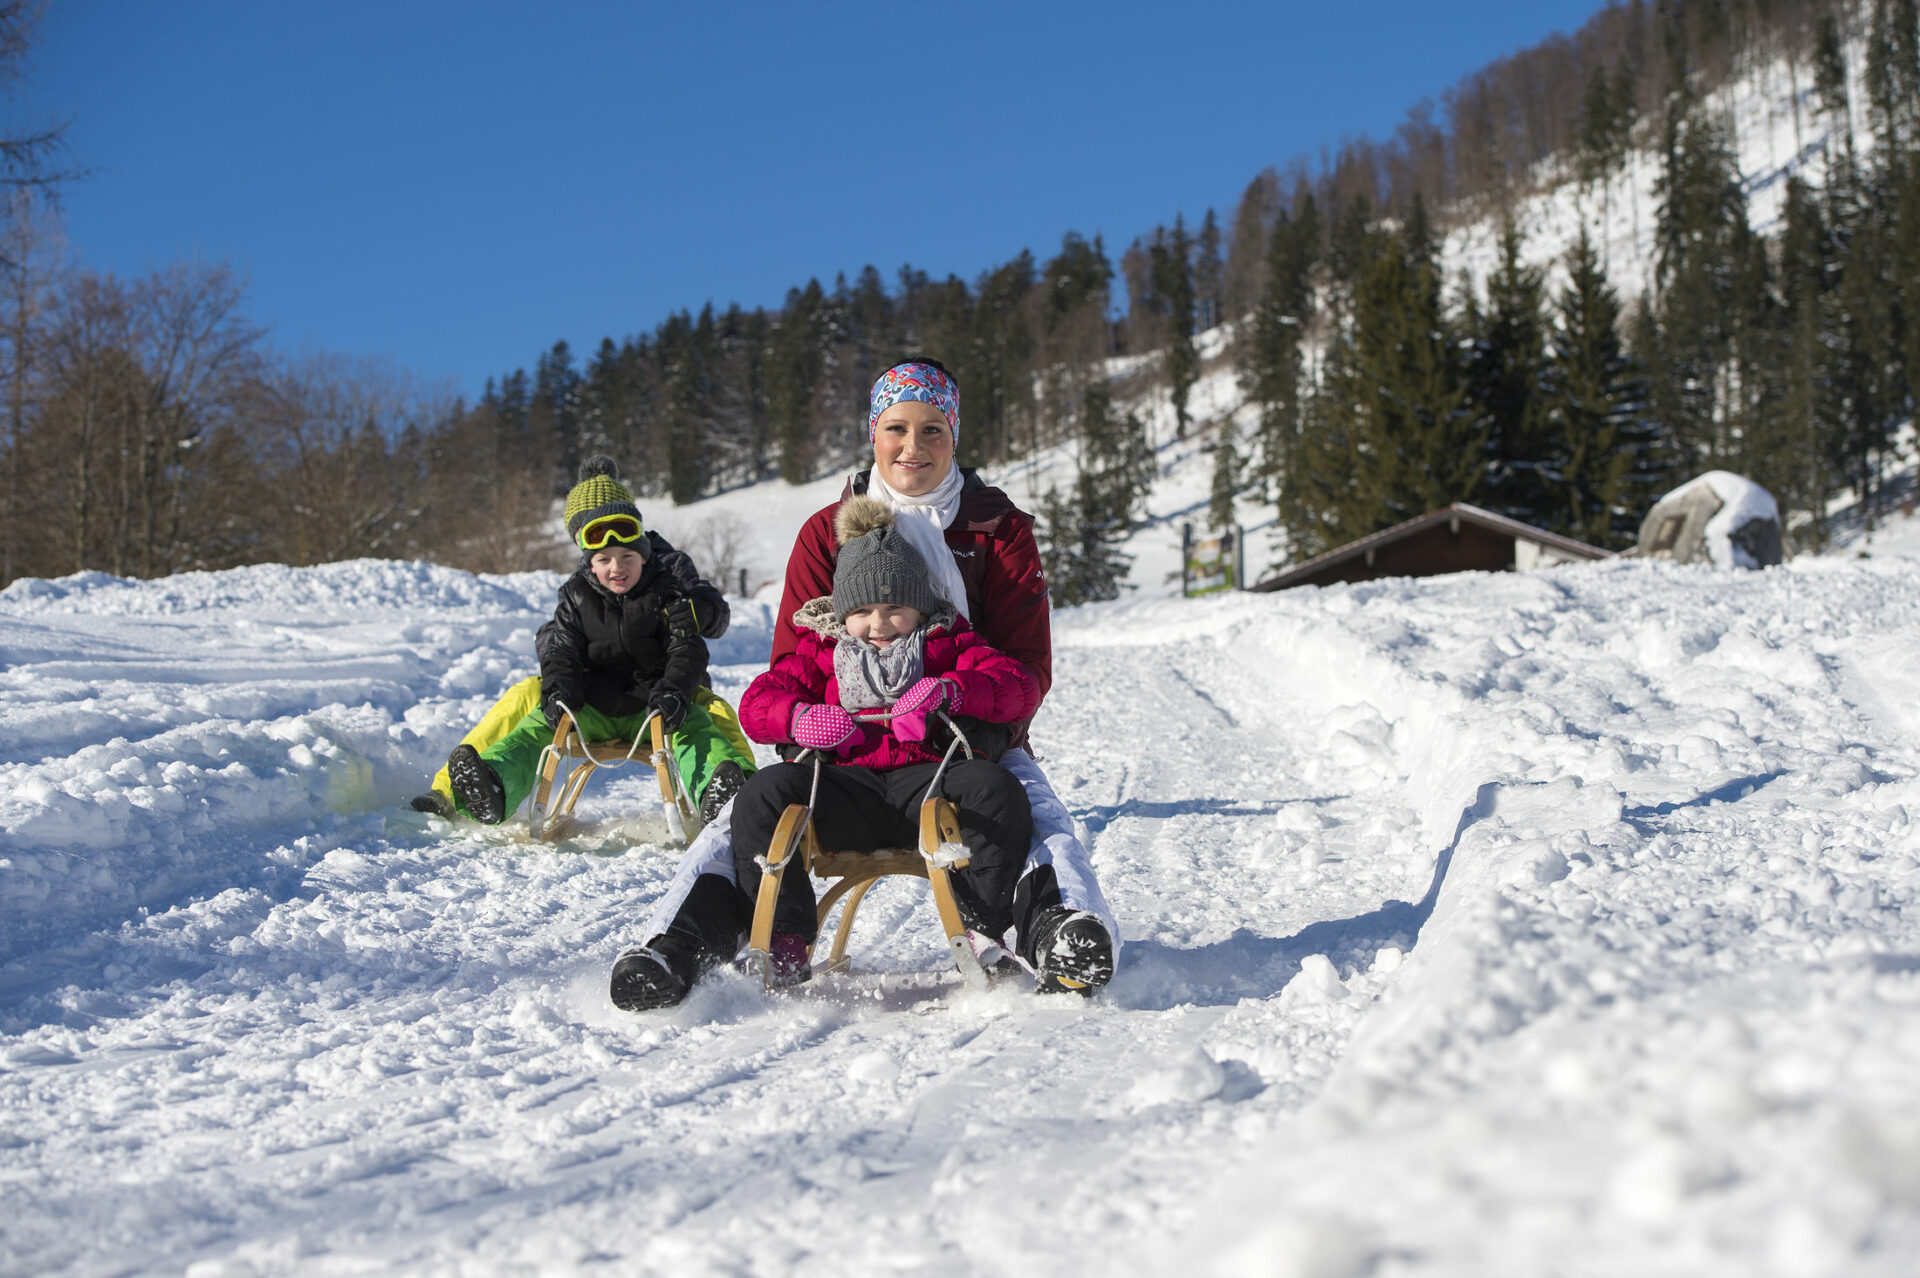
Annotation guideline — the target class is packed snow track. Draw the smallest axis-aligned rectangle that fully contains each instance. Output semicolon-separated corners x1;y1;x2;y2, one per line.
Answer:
4;556;1919;1276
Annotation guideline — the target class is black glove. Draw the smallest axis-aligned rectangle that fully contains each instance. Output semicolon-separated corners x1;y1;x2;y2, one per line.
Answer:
665;596;700;641
648;687;689;732
541;695;572;730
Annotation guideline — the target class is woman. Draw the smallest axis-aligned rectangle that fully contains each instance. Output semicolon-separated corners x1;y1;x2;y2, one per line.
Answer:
611;358;1118;1009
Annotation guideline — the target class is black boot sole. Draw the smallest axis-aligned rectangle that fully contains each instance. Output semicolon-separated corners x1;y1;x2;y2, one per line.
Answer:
610;948;690;1011
446;745;507;825
699;760;748;825
1036;915;1115;997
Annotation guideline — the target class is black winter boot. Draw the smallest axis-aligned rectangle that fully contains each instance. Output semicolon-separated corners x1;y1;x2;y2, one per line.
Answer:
609;935;701;1011
1029;908;1114;996
410;791;455;819
699;760;748;825
446;745;507;825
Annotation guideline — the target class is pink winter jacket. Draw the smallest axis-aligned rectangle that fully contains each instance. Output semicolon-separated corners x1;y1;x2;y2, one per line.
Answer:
739;599;1041;770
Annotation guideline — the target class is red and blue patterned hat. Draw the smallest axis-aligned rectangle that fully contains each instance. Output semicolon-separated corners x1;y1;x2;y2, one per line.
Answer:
868;362;960;446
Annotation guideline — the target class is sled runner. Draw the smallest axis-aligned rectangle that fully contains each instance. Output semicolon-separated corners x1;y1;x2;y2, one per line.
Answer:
742;717;990;991
528;708;699;844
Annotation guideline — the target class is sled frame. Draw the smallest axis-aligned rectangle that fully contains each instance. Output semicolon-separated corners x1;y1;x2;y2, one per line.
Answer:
742;794;986;989
528;709;698;844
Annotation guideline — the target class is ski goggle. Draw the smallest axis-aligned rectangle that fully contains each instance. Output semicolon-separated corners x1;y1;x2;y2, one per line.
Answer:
577;514;644;551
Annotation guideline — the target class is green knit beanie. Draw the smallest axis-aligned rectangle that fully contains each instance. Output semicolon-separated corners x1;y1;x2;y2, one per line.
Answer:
565;456;646;550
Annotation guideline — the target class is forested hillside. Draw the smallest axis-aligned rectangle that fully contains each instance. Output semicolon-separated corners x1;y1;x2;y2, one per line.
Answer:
0;0;1914;590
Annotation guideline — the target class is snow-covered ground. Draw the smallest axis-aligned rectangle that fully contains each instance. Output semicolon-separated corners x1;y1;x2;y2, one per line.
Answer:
8;25;1920;1274
6;536;1920;1275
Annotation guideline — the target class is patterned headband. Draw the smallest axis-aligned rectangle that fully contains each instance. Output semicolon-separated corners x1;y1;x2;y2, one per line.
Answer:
867;363;960;445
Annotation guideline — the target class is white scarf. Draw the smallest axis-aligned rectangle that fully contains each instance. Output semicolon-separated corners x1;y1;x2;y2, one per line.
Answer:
865;463;971;619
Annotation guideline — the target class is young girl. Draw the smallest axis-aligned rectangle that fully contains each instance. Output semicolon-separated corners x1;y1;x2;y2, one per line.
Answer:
610;496;1040;1007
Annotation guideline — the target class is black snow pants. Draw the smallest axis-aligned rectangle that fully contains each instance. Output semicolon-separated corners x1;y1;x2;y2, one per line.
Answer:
721;758;1033;946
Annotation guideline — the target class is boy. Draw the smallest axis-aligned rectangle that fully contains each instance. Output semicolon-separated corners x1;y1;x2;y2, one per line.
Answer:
610;495;1037;1008
444;457;755;826
410;523;749;823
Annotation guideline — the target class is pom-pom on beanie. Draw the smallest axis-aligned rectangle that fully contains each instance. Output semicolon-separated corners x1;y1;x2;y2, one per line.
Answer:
831;495;946;622
564;455;646;550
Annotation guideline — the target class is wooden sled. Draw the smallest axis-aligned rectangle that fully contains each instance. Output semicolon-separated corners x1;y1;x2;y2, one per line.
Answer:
528;709;698;844
742;746;990;992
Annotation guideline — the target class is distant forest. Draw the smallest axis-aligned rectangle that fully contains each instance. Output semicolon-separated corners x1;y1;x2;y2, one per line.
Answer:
0;0;1915;595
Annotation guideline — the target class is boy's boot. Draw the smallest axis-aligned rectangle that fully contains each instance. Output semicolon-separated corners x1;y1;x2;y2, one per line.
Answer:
1029;908;1114;996
409;790;455;819
699;760;747;825
610;935;701;1011
446;745;508;825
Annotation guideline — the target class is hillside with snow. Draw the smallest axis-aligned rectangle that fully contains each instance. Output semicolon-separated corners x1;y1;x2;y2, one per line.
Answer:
5;526;1920;1275
10;13;1920;1277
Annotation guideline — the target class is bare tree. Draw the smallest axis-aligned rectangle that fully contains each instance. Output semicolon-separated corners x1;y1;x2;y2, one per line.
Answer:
0;187;59;582
248;352;444;564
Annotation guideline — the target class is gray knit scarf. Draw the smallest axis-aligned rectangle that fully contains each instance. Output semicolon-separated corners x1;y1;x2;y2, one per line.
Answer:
833;627;928;713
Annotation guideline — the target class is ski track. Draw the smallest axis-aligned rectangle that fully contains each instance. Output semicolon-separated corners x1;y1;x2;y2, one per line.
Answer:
3;555;1920;1276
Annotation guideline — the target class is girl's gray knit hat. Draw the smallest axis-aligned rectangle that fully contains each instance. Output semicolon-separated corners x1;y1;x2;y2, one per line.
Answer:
831;496;945;622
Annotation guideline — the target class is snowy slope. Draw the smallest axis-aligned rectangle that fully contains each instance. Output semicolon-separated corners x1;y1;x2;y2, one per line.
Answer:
5;548;1920;1276
1442;27;1881;308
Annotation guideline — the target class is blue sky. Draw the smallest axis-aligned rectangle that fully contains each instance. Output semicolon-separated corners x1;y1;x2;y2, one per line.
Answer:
23;2;1611;400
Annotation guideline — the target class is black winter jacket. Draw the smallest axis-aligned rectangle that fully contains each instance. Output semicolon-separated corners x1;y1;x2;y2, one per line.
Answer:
536;552;707;722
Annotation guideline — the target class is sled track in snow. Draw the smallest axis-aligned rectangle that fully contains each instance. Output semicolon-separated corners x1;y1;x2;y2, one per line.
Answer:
5;557;1920;1275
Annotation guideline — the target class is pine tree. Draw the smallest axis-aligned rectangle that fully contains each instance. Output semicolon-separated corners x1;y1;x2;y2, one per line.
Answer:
657;309;712;504
1469;216;1551;525
1037;232;1113;443
1824;164;1908;521
1326;195;1375;304
1153;219;1199;438
1038;384;1147;606
1239;193;1319;498
1865;0;1920;160
1207;419;1239;531
767;280;825;484
1222;170;1280;322
967;251;1037;465
1542;229;1659;547
533;340;581;492
1282;225;1479;559
1775;177;1841;544
1194;208;1224;332
1577;62;1633;230
1646;101;1752;471
1813;13;1854;162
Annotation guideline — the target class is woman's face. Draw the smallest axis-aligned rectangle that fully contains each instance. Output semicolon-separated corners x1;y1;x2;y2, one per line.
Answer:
872;400;954;497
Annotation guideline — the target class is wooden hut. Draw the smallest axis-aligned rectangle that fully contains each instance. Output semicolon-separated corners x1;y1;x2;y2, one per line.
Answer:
1251;503;1610;593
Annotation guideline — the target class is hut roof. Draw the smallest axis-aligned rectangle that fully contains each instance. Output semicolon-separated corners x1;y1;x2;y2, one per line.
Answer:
1251;503;1612;593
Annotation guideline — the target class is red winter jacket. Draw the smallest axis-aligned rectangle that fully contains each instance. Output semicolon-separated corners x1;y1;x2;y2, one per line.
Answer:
771;469;1051;747
741;601;1041;771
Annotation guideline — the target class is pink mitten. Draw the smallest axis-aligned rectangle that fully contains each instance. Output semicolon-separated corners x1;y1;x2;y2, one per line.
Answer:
791;703;858;751
890;676;952;743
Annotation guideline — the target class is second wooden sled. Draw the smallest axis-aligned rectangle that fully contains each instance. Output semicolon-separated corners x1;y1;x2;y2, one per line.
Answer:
742;739;990;992
527;708;699;844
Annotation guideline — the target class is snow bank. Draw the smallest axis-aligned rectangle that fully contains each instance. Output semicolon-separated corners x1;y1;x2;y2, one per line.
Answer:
5;553;1920;1275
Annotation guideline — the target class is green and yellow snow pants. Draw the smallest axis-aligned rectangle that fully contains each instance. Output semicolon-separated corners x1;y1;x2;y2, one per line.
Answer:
432;675;756;817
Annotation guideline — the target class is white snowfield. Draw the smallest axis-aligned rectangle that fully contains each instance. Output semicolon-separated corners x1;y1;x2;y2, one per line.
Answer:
4;549;1920;1277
